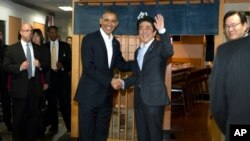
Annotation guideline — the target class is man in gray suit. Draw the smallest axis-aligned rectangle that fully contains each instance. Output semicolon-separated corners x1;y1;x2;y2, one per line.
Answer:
115;14;173;141
210;35;250;141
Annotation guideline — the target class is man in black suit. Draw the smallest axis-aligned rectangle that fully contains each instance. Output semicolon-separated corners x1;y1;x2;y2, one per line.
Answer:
115;14;174;141
210;35;250;141
0;30;13;132
74;10;133;141
44;25;71;134
0;30;6;141
3;23;49;141
223;10;248;41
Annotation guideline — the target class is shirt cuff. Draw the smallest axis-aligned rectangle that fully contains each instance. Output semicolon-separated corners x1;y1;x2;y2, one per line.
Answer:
121;80;125;90
158;28;166;34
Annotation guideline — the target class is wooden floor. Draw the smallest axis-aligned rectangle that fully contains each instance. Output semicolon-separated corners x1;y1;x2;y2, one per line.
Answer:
167;102;223;141
0;102;223;141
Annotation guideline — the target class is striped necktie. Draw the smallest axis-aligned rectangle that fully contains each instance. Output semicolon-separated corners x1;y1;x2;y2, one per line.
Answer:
26;43;32;79
51;42;57;70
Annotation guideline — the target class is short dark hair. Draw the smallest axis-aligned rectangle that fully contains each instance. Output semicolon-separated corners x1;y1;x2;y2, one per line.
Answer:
101;9;118;21
47;25;58;32
136;16;156;32
223;10;247;28
33;28;44;45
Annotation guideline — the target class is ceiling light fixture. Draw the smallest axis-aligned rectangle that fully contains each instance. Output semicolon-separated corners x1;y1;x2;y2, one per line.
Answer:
58;6;73;11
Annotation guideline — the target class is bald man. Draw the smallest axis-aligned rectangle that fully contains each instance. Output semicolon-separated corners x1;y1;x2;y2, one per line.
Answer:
3;23;49;141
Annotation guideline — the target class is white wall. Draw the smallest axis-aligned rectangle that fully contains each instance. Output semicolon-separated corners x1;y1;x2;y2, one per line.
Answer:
0;0;50;44
224;3;250;13
54;12;72;42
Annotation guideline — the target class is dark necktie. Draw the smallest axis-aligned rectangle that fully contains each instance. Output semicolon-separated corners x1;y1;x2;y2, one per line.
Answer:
26;44;32;79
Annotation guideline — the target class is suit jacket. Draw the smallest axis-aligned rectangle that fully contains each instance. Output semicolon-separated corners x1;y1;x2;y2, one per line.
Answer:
75;30;133;106
124;32;174;106
0;43;7;90
3;42;49;98
44;41;71;73
44;40;71;86
210;35;250;140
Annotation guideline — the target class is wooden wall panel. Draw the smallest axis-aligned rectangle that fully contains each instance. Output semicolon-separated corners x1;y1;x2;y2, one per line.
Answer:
225;0;250;3
70;34;82;138
33;22;45;38
8;16;21;45
171;58;203;68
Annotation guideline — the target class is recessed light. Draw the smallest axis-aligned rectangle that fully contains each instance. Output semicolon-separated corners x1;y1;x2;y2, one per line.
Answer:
58;6;72;11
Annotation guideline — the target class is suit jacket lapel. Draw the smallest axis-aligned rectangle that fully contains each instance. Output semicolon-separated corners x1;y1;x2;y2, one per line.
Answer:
110;39;118;69
32;43;39;59
98;31;110;69
58;41;62;60
17;42;27;61
142;39;156;68
135;48;140;71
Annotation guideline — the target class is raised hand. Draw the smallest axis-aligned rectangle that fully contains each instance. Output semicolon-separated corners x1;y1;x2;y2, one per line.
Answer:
154;14;164;31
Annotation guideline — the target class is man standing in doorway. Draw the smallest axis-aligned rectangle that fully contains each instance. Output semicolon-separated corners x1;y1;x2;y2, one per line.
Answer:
44;25;71;135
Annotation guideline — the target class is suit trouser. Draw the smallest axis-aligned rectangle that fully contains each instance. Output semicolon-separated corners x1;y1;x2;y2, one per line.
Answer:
134;91;165;141
0;74;12;130
78;102;112;141
47;71;71;131
0;82;12;130
12;78;39;141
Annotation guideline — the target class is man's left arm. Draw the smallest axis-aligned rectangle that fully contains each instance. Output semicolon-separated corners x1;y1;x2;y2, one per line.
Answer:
209;48;227;134
154;14;174;58
58;42;71;72
114;40;133;72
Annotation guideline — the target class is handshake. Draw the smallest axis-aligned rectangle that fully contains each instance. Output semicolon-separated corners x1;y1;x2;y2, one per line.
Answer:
111;78;123;90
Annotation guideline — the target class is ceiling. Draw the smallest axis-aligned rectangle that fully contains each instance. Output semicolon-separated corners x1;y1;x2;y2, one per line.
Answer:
11;0;250;15
11;0;72;15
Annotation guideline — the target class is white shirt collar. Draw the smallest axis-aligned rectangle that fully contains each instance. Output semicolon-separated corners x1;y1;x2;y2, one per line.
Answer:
50;39;59;46
100;28;113;41
140;38;154;49
21;39;31;47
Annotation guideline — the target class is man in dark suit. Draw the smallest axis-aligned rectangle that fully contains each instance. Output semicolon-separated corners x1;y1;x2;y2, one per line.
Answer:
210;35;250;141
0;30;13;132
116;14;173;141
223;10;248;41
3;23;49;141
74;10;133;141
0;30;6;141
44;25;71;134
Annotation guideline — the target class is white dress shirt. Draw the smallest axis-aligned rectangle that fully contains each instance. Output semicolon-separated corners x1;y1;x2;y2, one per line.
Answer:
100;28;113;68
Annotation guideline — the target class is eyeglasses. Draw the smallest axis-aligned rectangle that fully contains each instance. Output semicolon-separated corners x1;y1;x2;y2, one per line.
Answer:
224;23;242;30
22;30;33;33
